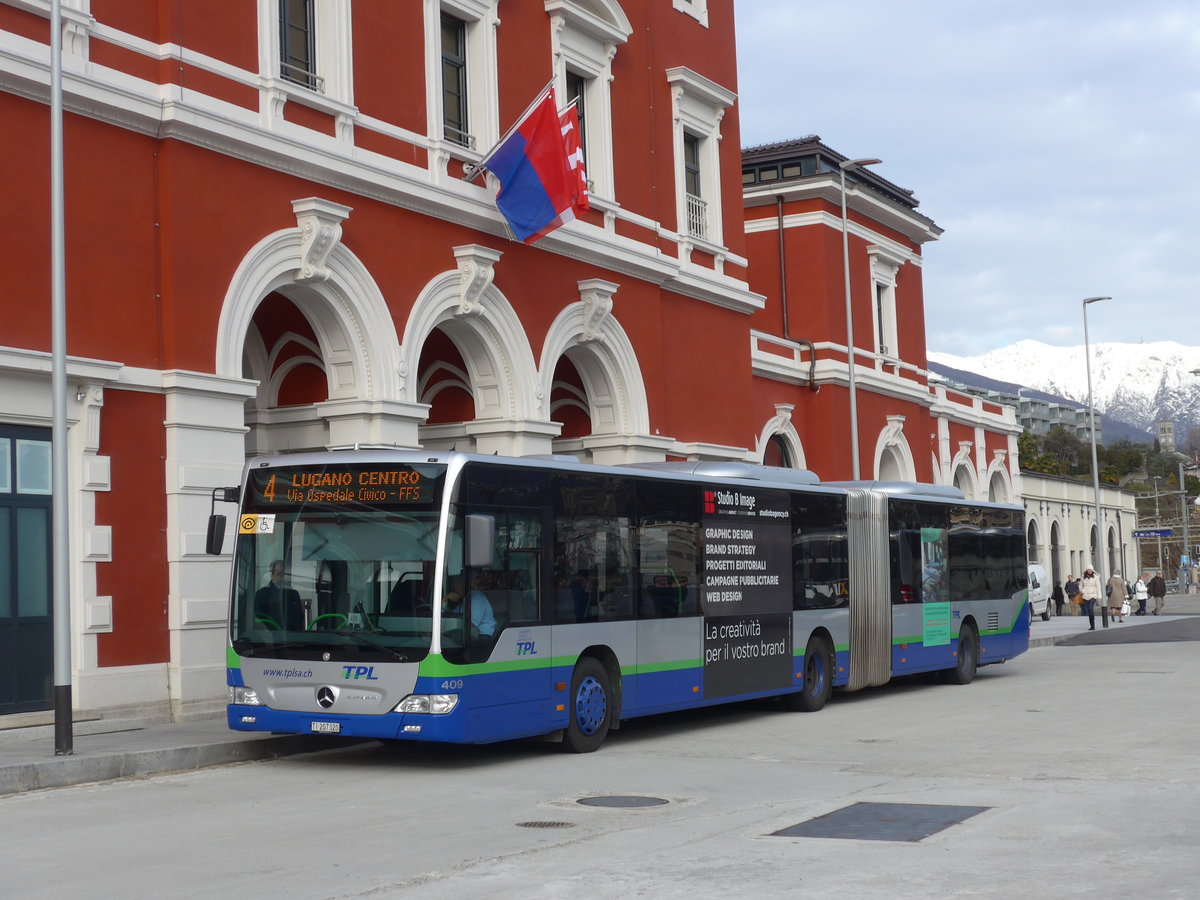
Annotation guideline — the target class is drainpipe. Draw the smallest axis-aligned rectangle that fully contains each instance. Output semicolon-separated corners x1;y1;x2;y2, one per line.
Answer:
777;195;820;393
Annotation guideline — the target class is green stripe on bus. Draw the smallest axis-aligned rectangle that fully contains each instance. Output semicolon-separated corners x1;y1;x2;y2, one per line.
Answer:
417;654;704;679
417;653;575;678
227;646;241;669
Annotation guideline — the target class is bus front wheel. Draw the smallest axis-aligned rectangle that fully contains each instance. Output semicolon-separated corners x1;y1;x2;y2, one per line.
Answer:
786;635;833;712
563;657;612;753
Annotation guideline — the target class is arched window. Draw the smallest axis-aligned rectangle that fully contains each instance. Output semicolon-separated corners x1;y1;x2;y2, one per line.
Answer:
763;434;793;468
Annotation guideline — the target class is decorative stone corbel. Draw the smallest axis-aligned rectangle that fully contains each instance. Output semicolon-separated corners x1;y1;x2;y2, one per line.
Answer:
883;414;906;447
452;244;503;316
577;279;618;342
774;403;794;430
292;197;353;283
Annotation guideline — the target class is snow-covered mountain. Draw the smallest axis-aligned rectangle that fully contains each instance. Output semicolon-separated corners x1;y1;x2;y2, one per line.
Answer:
928;340;1200;444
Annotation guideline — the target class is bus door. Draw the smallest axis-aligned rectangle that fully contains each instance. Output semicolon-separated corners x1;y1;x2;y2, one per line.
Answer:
454;465;553;730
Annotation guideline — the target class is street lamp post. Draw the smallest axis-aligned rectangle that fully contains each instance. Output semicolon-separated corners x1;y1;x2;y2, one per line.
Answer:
839;157;881;481
1083;296;1111;627
1185;369;1195;595
1180;462;1191;595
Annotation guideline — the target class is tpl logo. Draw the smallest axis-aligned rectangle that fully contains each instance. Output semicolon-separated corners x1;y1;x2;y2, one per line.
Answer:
342;665;379;680
515;641;538;656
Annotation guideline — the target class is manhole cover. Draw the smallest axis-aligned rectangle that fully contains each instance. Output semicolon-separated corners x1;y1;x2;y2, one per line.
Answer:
771;802;990;842
515;821;575;829
577;795;669;809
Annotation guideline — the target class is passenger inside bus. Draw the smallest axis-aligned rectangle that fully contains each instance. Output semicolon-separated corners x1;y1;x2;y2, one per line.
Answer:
255;559;305;630
570;568;597;620
646;574;682;617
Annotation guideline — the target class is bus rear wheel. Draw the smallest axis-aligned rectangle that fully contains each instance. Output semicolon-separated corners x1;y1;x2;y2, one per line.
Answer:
945;624;978;685
563;657;612;753
786;635;833;712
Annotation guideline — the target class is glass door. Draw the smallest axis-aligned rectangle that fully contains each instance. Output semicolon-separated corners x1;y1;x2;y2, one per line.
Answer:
0;427;53;715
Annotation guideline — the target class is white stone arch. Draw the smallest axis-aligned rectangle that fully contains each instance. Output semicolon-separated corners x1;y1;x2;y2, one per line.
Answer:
400;246;539;423
1026;516;1041;564
752;403;807;468
950;441;979;499
873;415;915;481
986;456;1014;503
538;284;650;437
215;220;401;402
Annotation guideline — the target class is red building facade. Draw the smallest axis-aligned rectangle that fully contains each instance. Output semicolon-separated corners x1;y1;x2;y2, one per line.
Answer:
0;0;1018;720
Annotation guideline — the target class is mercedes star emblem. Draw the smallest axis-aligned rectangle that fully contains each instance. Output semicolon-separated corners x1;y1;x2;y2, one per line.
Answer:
316;686;336;709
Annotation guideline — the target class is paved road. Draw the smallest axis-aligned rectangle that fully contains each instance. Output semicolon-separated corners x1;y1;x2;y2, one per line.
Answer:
3;621;1199;899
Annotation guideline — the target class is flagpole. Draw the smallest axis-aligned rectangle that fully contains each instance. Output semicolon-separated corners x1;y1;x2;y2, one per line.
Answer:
462;77;557;182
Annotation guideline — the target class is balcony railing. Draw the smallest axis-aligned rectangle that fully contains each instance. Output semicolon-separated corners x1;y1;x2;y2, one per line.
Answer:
280;62;325;93
685;192;707;240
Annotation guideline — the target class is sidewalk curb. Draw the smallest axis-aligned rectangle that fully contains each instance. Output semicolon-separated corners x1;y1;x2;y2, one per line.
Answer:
0;733;358;797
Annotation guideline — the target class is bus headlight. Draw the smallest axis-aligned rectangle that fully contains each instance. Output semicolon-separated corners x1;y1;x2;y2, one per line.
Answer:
229;685;261;706
395;694;458;715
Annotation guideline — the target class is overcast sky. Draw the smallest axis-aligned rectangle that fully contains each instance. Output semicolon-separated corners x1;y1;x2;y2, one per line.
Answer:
733;1;1199;357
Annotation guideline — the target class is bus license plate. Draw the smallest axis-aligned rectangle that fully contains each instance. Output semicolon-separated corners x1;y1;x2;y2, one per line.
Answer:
310;721;340;734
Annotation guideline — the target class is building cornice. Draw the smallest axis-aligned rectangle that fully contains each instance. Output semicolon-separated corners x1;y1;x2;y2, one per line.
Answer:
744;175;943;245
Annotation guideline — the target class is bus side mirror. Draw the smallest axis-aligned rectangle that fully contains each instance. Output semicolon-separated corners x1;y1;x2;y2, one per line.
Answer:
466;514;495;569
206;485;240;555
206;515;227;556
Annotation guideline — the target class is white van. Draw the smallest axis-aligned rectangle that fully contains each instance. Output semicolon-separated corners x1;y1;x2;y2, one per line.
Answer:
1027;564;1051;621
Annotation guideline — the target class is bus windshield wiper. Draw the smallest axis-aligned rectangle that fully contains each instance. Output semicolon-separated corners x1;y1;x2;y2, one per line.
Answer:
333;630;409;662
235;641;317;657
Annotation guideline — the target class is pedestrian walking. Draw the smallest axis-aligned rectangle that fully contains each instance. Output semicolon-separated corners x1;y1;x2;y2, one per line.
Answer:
1106;571;1127;622
1133;574;1149;616
1065;575;1080;616
1079;568;1102;630
1052;580;1065;617
1148;571;1167;615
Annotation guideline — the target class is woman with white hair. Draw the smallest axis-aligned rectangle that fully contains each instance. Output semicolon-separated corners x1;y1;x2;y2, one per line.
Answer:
1106;570;1128;623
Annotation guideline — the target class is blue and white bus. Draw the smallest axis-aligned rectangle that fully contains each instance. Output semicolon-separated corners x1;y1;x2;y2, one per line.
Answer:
210;451;1029;752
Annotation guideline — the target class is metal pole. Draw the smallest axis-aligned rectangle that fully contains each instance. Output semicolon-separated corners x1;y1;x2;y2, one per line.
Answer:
839;166;859;481
1083;297;1110;627
838;158;880;481
50;0;73;755
1153;482;1163;573
1181;461;1191;594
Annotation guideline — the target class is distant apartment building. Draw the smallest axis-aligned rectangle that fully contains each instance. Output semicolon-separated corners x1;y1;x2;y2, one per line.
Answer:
931;377;1101;443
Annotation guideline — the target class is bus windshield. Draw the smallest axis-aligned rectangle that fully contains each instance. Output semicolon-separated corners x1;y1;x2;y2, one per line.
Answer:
230;463;444;662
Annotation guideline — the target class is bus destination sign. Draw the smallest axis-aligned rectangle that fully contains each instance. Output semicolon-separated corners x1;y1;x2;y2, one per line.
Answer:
248;465;436;509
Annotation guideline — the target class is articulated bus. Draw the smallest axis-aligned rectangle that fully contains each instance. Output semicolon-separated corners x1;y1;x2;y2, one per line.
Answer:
210;451;1029;752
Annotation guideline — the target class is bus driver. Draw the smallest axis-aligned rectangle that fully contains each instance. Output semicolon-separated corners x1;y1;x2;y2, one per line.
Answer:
255;559;305;631
442;574;496;639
